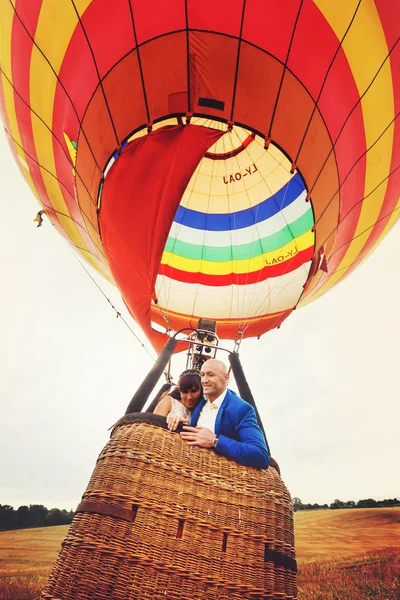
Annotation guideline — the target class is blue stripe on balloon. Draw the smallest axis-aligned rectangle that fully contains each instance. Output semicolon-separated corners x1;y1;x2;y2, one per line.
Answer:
174;172;306;231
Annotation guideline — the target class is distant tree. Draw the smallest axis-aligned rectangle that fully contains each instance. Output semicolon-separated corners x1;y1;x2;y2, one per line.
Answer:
44;508;73;527
0;504;74;530
356;498;378;508
16;505;30;528
330;499;345;509
291;497;303;511
381;498;400;507
44;509;63;526
29;504;49;527
59;509;74;525
0;505;17;530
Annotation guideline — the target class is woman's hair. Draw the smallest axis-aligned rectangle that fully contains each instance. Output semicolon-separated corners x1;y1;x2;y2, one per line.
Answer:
178;369;202;393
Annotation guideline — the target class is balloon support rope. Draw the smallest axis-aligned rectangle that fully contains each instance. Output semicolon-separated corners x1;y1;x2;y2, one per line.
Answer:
164;359;173;384
65;244;156;361
233;331;244;354
154;305;173;335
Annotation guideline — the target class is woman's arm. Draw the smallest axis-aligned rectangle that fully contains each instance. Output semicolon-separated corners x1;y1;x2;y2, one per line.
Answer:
154;395;189;431
153;395;172;417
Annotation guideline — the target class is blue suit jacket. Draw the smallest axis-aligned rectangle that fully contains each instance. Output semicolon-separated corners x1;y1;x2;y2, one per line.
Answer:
190;389;269;469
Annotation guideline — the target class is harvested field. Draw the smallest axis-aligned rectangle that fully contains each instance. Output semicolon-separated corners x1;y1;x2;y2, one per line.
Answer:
1;508;399;599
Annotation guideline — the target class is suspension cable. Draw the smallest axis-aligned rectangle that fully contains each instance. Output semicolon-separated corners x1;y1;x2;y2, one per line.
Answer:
61;238;156;361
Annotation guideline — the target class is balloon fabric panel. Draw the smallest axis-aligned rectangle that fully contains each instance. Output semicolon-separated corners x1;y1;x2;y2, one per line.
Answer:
99;125;225;352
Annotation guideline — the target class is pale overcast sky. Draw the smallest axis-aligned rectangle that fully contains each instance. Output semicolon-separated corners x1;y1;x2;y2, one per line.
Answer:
0;127;399;510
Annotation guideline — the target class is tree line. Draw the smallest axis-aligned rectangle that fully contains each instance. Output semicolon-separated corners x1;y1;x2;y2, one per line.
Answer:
0;504;74;531
291;497;400;512
1;497;399;530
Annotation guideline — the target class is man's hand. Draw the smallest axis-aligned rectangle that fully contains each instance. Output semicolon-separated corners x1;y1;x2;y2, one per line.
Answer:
180;426;215;448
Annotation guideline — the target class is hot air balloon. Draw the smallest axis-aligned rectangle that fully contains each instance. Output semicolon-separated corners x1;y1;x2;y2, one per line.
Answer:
2;0;399;350
1;1;399;599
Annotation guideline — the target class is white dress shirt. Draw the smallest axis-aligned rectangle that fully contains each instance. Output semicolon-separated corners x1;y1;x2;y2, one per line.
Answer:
196;388;227;433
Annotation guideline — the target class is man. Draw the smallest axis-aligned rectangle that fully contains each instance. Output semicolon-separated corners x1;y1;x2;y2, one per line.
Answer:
180;359;269;469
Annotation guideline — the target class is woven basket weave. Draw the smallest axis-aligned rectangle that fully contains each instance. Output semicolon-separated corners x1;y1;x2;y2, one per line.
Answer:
41;417;297;600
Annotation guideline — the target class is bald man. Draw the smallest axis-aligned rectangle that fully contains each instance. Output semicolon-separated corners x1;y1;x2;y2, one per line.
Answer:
180;359;269;469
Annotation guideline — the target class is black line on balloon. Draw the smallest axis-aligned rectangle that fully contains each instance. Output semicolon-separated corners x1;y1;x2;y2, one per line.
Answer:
8;0;102;173
188;31;337;157
240;191;314;333
70;0;120;146
246;240;309;336
298;39;400;276
127;0;151;124
333;181;400;256
185;0;191;114
309;37;399;200
101;111;314;194
63;238;104;260
294;0;362;165
0;68;99;232
315;111;399;229
230;0;247;122
293;259;316;311
267;0;304;139
4;128;106;258
6;8;340;235
300;158;400;299
318;152;400;258
74;28;337;171
75;27;335;143
5;8;359;330
306;195;400;288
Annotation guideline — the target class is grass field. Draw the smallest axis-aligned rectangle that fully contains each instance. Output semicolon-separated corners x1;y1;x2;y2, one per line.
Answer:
1;508;399;599
295;507;400;599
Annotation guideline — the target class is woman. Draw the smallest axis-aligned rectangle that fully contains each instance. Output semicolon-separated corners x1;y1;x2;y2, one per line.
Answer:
154;369;202;431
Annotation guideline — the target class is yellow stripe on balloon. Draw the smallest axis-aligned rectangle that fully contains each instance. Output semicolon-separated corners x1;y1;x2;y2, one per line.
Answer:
29;0;100;269
300;195;400;309
360;195;400;265
180;140;294;214
161;230;314;275
0;0;41;200
312;0;395;299
78;248;114;283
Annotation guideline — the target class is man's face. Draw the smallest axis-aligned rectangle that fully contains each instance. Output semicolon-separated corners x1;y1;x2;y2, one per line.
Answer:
200;361;228;400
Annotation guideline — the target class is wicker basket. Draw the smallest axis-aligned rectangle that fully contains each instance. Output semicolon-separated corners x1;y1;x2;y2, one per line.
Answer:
41;415;297;600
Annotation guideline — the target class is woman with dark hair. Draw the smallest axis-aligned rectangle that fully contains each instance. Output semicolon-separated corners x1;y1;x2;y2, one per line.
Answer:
154;369;202;431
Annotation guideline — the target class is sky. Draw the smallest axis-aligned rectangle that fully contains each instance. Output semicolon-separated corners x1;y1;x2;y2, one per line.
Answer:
0;126;399;511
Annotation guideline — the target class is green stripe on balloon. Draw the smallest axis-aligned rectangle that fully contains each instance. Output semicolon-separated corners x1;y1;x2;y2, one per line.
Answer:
164;208;314;262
